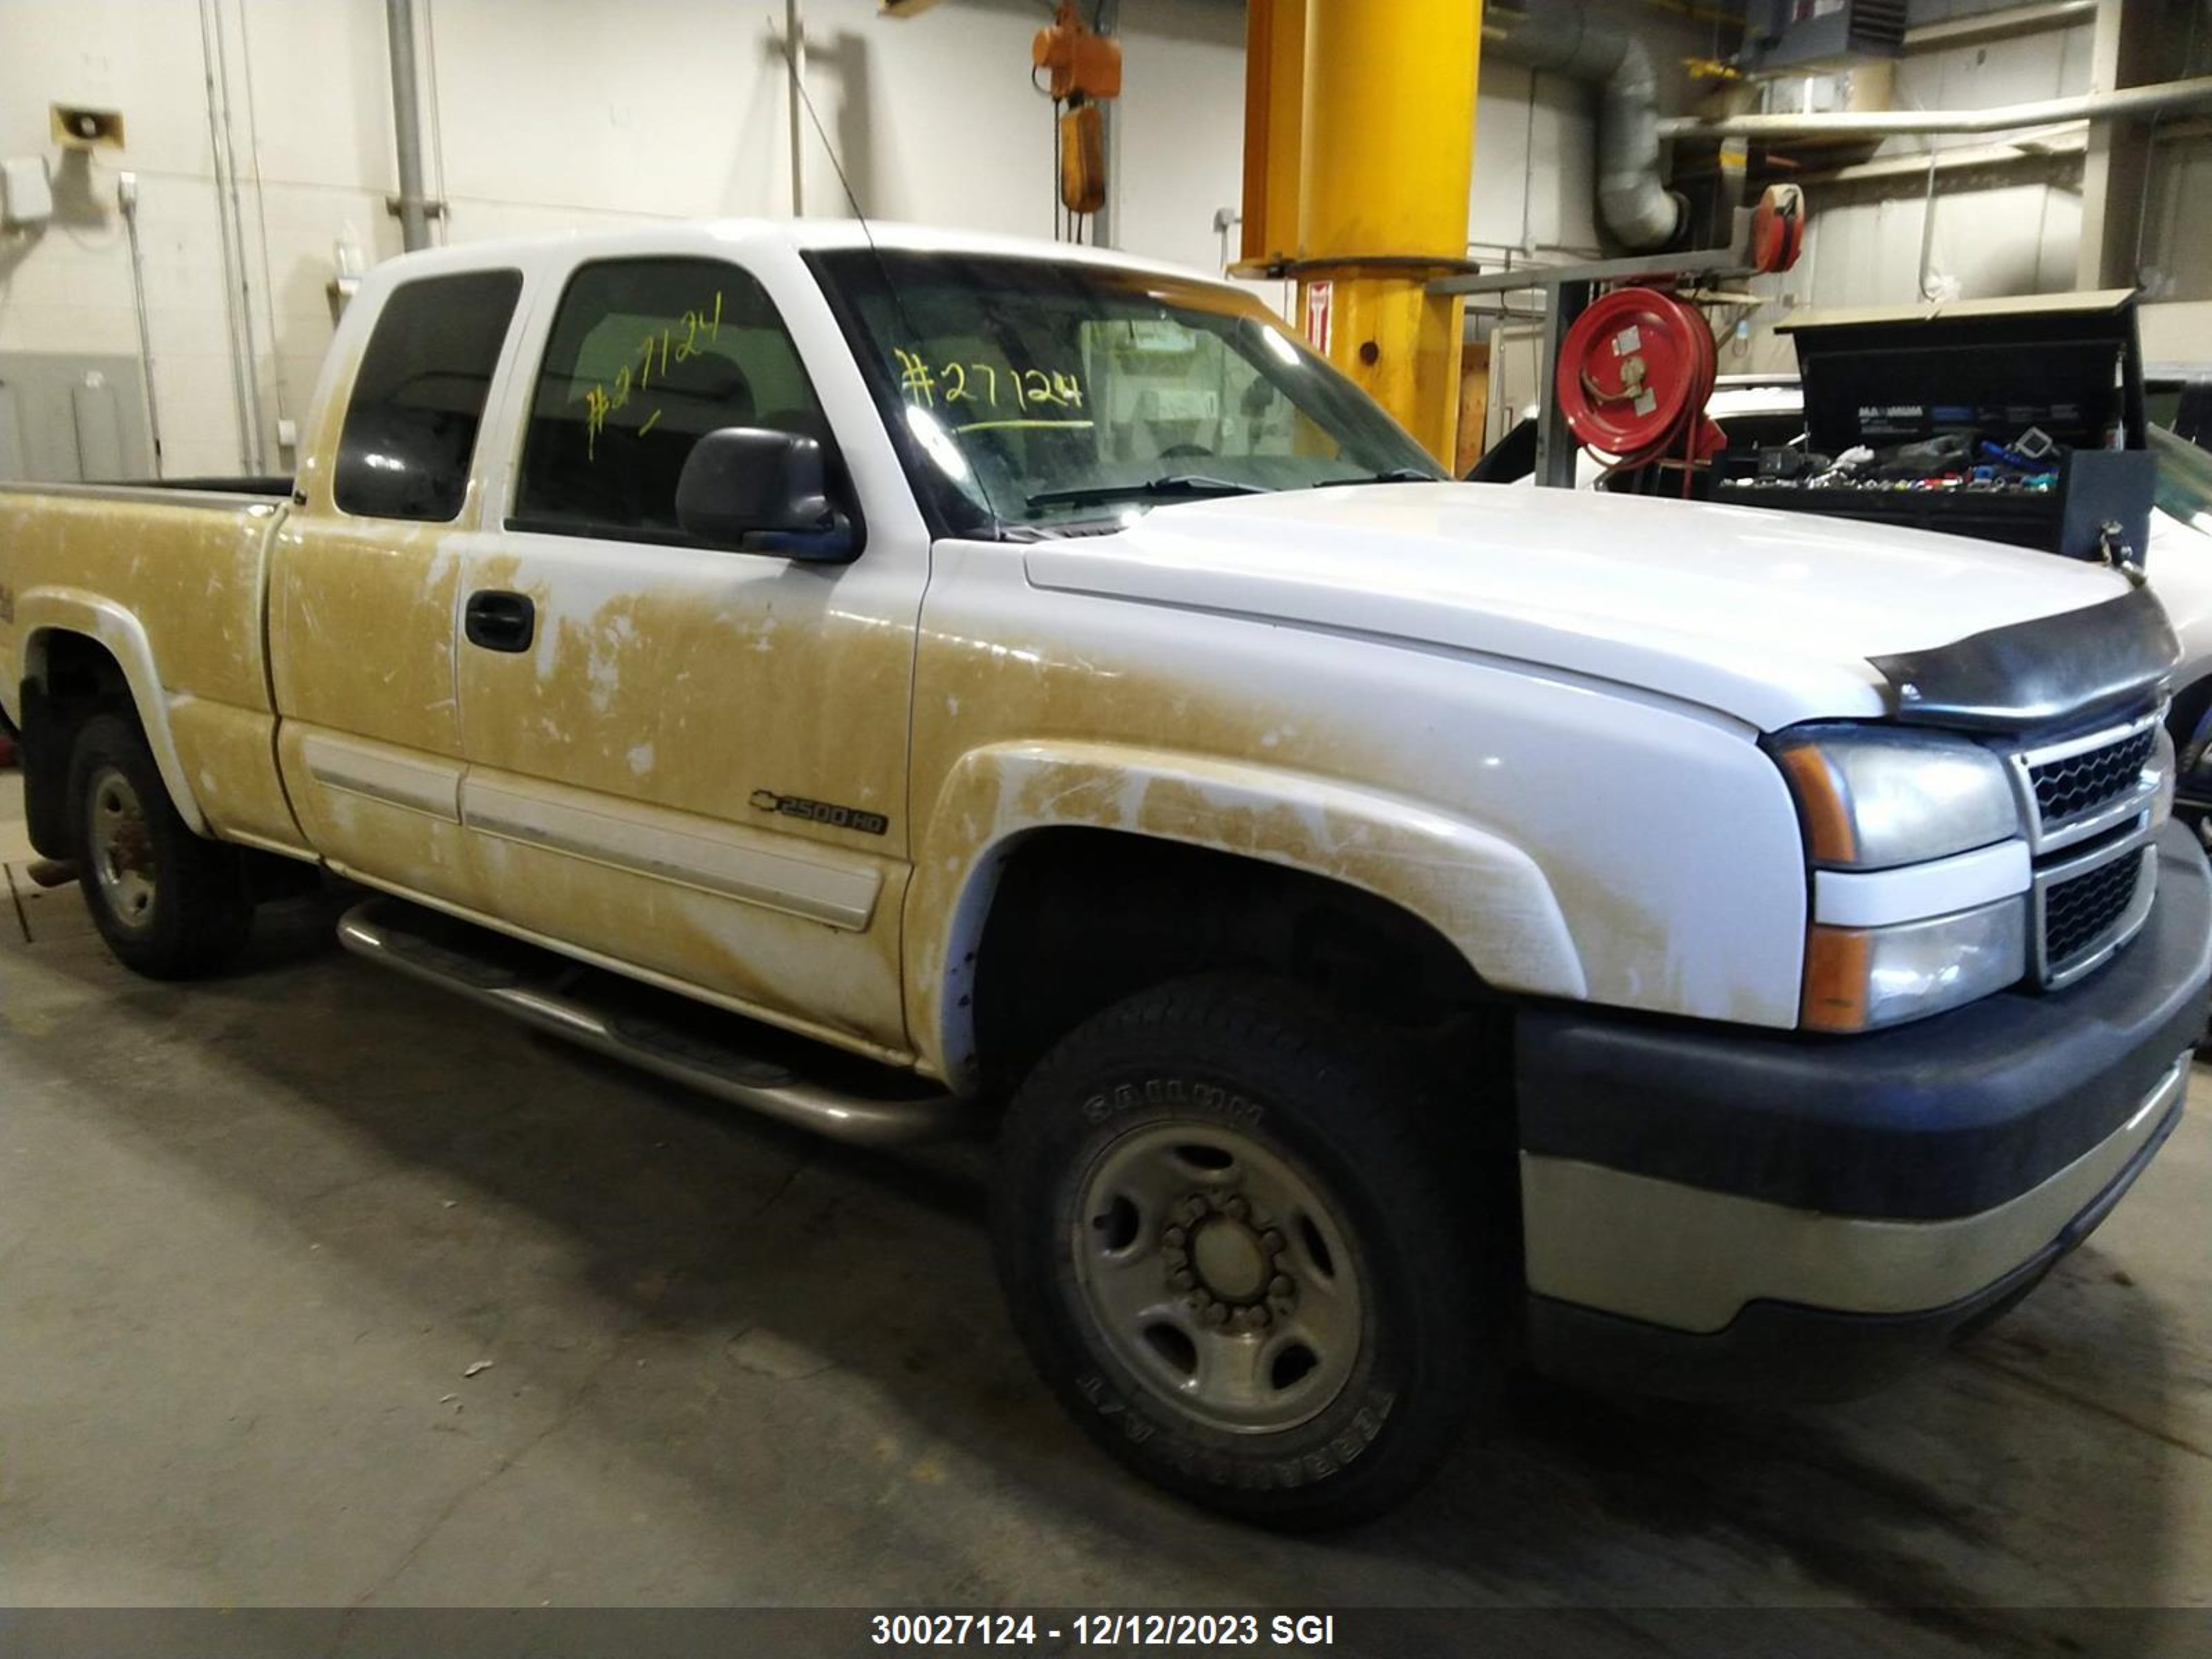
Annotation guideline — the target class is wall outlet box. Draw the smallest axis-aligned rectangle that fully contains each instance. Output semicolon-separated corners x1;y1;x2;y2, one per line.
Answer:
1;157;54;228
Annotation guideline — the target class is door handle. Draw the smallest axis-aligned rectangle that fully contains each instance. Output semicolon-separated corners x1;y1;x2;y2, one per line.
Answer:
465;590;535;653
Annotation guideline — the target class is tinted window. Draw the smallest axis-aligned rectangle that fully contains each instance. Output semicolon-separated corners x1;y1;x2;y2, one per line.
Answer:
514;258;827;538
335;270;521;521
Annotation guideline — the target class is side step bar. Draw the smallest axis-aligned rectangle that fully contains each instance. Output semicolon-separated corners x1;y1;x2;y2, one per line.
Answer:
337;898;975;1147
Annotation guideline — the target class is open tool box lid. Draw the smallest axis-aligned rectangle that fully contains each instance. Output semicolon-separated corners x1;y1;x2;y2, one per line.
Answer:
1776;288;2146;454
1737;290;2156;565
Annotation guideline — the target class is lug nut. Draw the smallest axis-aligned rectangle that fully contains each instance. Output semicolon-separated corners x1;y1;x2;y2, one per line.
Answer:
1268;1275;1294;1299
1163;1226;1185;1248
1179;1197;1208;1224
1260;1229;1285;1253
1224;1197;1250;1221
1202;1303;1230;1327
1169;1268;1194;1290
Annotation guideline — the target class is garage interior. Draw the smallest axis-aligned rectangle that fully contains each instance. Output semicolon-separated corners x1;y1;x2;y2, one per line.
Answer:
6;778;2211;1628
4;0;2212;1649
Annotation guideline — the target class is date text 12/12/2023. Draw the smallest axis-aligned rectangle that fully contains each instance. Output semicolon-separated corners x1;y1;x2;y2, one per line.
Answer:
869;1613;1336;1648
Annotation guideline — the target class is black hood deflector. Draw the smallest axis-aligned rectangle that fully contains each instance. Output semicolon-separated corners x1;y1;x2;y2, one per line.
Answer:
1868;585;2178;734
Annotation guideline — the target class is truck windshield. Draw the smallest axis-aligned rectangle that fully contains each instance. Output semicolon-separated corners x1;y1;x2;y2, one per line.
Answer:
810;248;1444;534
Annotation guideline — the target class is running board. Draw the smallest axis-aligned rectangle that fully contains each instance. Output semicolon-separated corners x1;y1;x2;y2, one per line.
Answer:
337;897;974;1147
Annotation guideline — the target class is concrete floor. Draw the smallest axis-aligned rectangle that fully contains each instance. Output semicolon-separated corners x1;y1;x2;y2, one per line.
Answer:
3;769;2209;1644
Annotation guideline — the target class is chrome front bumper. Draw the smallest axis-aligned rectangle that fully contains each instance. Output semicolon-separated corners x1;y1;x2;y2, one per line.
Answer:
1521;1054;2186;1335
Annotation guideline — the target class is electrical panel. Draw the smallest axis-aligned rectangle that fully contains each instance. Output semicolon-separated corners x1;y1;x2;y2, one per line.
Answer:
0;355;153;482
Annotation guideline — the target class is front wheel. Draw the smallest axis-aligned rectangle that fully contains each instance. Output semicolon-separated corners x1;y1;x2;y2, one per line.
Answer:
992;975;1494;1528
68;713;253;977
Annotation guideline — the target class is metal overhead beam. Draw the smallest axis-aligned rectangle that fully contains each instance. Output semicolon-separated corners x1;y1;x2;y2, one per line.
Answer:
1428;244;1756;299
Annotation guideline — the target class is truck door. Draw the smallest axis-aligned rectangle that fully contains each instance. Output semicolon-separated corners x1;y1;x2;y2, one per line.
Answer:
270;268;525;913
451;252;924;1063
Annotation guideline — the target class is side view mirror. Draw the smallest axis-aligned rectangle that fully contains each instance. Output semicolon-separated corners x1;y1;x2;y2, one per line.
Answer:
675;427;857;561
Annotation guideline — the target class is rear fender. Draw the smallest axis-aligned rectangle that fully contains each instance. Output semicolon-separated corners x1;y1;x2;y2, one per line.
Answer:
20;589;208;835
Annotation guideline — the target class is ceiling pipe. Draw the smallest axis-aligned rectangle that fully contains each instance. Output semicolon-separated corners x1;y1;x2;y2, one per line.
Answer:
1659;73;2212;140
1484;0;1687;253
385;0;431;252
784;0;806;216
197;0;263;472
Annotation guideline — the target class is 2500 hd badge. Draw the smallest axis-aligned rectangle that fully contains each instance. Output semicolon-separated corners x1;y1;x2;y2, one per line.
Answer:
749;788;889;836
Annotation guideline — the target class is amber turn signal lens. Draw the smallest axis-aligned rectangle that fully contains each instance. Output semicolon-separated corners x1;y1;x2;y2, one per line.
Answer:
1775;743;1859;865
1801;924;1872;1033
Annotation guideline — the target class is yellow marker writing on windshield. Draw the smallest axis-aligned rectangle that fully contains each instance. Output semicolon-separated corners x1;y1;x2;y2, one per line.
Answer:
895;351;1085;415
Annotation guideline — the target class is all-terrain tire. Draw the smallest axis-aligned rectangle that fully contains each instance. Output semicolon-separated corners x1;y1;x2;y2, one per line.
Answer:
68;713;253;977
992;973;1497;1528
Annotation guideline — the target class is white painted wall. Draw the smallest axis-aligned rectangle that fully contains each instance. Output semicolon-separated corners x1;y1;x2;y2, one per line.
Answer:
0;0;1257;479
1815;26;2094;304
3;0;2202;482
1706;21;2106;379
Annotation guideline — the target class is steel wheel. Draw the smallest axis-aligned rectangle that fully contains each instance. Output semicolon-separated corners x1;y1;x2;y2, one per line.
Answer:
87;765;158;932
1071;1121;1366;1434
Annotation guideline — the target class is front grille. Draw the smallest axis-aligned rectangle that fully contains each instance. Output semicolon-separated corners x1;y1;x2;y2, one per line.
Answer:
2028;725;2157;830
2042;850;2144;972
2009;705;2166;988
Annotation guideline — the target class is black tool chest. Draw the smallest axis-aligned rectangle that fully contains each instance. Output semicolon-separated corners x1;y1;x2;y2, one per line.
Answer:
1714;290;2157;568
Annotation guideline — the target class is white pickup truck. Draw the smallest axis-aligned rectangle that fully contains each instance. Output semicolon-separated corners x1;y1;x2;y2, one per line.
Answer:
2;221;2206;1527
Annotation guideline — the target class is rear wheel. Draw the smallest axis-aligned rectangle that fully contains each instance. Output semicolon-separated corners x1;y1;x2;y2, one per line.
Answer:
993;974;1495;1528
68;713;252;977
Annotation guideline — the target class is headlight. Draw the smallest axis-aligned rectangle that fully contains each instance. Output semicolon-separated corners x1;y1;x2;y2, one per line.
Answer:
1772;726;2019;870
1801;898;2027;1032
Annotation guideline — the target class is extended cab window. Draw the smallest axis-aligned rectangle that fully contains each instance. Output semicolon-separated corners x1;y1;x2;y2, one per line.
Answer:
334;269;521;522
514;258;827;538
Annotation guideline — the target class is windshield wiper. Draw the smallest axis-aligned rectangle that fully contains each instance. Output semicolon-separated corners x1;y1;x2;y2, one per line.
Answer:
1312;467;1444;488
1024;474;1269;512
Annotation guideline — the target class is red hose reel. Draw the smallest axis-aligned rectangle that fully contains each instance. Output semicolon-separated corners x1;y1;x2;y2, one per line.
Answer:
1554;285;1722;484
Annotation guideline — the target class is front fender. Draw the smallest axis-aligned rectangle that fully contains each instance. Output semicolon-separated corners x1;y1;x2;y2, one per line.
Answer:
20;589;208;836
904;739;1586;1088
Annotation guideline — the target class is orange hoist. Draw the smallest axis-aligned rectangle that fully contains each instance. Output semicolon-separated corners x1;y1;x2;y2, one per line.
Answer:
1033;1;1122;235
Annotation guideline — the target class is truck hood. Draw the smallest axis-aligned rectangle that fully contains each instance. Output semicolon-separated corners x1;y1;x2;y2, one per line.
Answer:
1022;482;2143;732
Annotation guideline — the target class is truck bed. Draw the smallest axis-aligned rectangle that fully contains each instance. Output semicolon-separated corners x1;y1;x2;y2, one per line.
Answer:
0;476;298;859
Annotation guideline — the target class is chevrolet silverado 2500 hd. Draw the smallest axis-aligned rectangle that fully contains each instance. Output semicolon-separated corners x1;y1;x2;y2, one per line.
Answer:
2;222;2205;1527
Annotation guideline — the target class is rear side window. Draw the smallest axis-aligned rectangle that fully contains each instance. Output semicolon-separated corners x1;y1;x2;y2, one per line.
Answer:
334;269;521;522
512;257;827;539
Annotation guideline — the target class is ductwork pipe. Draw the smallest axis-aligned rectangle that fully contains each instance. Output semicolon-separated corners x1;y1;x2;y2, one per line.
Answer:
1485;1;1686;252
1659;73;2212;140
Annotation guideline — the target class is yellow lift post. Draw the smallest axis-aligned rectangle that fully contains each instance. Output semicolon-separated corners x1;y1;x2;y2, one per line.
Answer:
1239;0;1482;467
